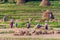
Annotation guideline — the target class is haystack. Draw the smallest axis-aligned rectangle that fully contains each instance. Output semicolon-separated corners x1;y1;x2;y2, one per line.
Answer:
42;10;54;20
16;0;25;5
40;0;51;6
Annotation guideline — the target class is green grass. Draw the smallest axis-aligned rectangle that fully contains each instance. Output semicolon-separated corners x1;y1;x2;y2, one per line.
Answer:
0;1;60;20
0;21;60;28
0;1;60;28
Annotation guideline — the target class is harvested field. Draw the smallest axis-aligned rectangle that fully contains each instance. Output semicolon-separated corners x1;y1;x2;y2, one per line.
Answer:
0;28;60;38
0;33;60;40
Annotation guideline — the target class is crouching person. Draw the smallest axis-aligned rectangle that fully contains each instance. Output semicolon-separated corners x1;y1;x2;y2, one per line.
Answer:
35;23;41;29
10;19;14;28
26;22;30;29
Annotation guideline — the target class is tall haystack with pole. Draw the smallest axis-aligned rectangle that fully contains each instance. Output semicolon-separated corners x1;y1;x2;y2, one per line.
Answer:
39;0;51;6
16;0;25;5
42;10;54;21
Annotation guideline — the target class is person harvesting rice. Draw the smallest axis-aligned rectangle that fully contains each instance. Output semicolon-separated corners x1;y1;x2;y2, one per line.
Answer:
10;19;14;28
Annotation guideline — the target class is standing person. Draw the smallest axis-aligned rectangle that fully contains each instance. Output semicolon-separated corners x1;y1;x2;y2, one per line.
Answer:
15;20;18;27
49;13;54;21
10;19;14;28
3;16;7;22
26;22;30;29
45;21;48;30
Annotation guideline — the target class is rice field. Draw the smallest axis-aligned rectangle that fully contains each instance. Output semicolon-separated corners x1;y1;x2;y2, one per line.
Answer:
0;21;60;28
0;1;60;20
0;1;60;40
